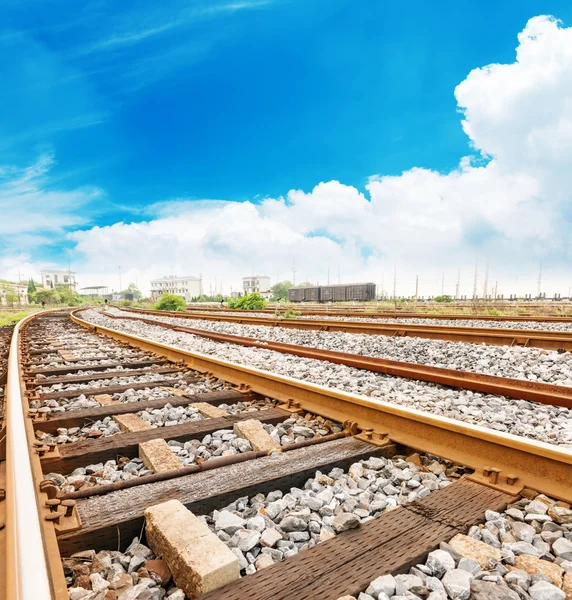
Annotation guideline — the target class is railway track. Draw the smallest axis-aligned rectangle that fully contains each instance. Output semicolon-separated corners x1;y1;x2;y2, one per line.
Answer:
188;305;572;322
0;325;14;428
125;306;572;352
2;310;572;599
102;308;572;408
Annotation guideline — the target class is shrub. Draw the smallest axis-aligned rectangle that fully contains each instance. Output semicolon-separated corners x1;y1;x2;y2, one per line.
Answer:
121;299;133;307
154;293;186;311
433;294;454;303
227;292;267;310
282;308;300;319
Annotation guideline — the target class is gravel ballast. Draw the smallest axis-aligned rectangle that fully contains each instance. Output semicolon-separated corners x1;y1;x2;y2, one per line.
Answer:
111;309;572;387
47;414;342;493
82;311;572;447
352;490;572;600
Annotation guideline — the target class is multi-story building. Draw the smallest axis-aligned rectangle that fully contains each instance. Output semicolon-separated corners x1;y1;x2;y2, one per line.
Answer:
243;275;271;298
0;282;29;306
41;270;77;291
150;275;202;302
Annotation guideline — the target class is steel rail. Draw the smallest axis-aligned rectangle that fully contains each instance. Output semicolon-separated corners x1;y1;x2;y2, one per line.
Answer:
4;313;53;600
104;310;572;408
72;309;572;502
186;306;572;322
121;306;572;351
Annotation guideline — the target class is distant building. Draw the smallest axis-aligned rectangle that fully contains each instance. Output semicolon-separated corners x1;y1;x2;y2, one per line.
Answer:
41;270;77;292
150;275;202;302
79;286;110;298
243;275;271;299
0;282;29;306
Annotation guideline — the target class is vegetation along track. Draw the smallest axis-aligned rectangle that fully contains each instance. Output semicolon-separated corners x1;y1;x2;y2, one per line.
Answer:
2;309;572;599
124;306;572;351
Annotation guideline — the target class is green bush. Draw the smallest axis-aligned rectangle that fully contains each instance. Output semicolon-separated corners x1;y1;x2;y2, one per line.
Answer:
121;299;133;307
227;292;267;310
154;293;186;311
282;308;300;319
433;294;454;303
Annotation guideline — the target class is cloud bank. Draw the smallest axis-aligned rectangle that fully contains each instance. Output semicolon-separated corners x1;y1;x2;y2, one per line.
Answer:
7;16;572;297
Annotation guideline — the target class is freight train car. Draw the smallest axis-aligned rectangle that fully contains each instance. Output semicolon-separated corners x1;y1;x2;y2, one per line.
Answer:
288;282;376;303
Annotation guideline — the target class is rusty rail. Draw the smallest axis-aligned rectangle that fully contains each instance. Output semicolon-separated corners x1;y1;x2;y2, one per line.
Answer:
104;310;572;409
121;306;572;351
72;309;572;502
185;306;572;322
4;313;63;600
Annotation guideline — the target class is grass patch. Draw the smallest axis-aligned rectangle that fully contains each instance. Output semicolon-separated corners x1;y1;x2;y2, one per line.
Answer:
0;309;39;326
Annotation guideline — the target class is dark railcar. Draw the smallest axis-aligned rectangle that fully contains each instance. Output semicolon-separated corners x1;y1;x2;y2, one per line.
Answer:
288;288;305;302
346;283;376;301
304;287;320;302
288;282;376;303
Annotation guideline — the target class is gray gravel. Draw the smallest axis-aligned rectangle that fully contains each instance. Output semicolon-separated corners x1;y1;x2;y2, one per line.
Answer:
111;309;572;387
46;415;342;493
84;310;572;447
64;537;183;599
203;453;458;577
35;398;263;444
185;309;572;332
354;490;572;600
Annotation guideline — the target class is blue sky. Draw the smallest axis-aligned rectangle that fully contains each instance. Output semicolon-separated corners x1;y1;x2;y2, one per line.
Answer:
3;0;572;295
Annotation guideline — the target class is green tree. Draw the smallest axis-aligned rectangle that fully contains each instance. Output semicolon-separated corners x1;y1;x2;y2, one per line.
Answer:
227;292;267;310
270;280;293;302
27;278;37;294
55;284;82;306
297;281;314;288
34;288;61;305
120;283;142;301
434;294;454;303
154;293;186;311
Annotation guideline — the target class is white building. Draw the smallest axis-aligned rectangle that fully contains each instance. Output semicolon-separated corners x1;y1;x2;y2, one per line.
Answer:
0;282;29;306
150;275;202;302
243;275;271;298
41;270;77;292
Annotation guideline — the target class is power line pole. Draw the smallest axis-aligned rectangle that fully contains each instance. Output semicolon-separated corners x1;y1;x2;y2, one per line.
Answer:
393;263;397;300
483;261;489;299
441;272;445;295
415;274;419;301
455;268;460;300
537;262;543;298
473;261;478;300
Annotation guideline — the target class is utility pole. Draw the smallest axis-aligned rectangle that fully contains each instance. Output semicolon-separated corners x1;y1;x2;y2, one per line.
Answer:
455;268;460;300
494;281;498;299
483;261;489;299
393;263;397;300
415;275;419;301
441;272;445;295
381;273;384;300
537;262;543;299
473;261;478;300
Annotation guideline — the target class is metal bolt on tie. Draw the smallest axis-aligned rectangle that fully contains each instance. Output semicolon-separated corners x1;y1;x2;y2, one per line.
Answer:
45;512;61;525
46;499;60;512
61;499;76;517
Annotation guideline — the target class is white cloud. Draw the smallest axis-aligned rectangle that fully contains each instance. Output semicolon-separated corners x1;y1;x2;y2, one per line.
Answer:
0;152;102;240
30;15;572;297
